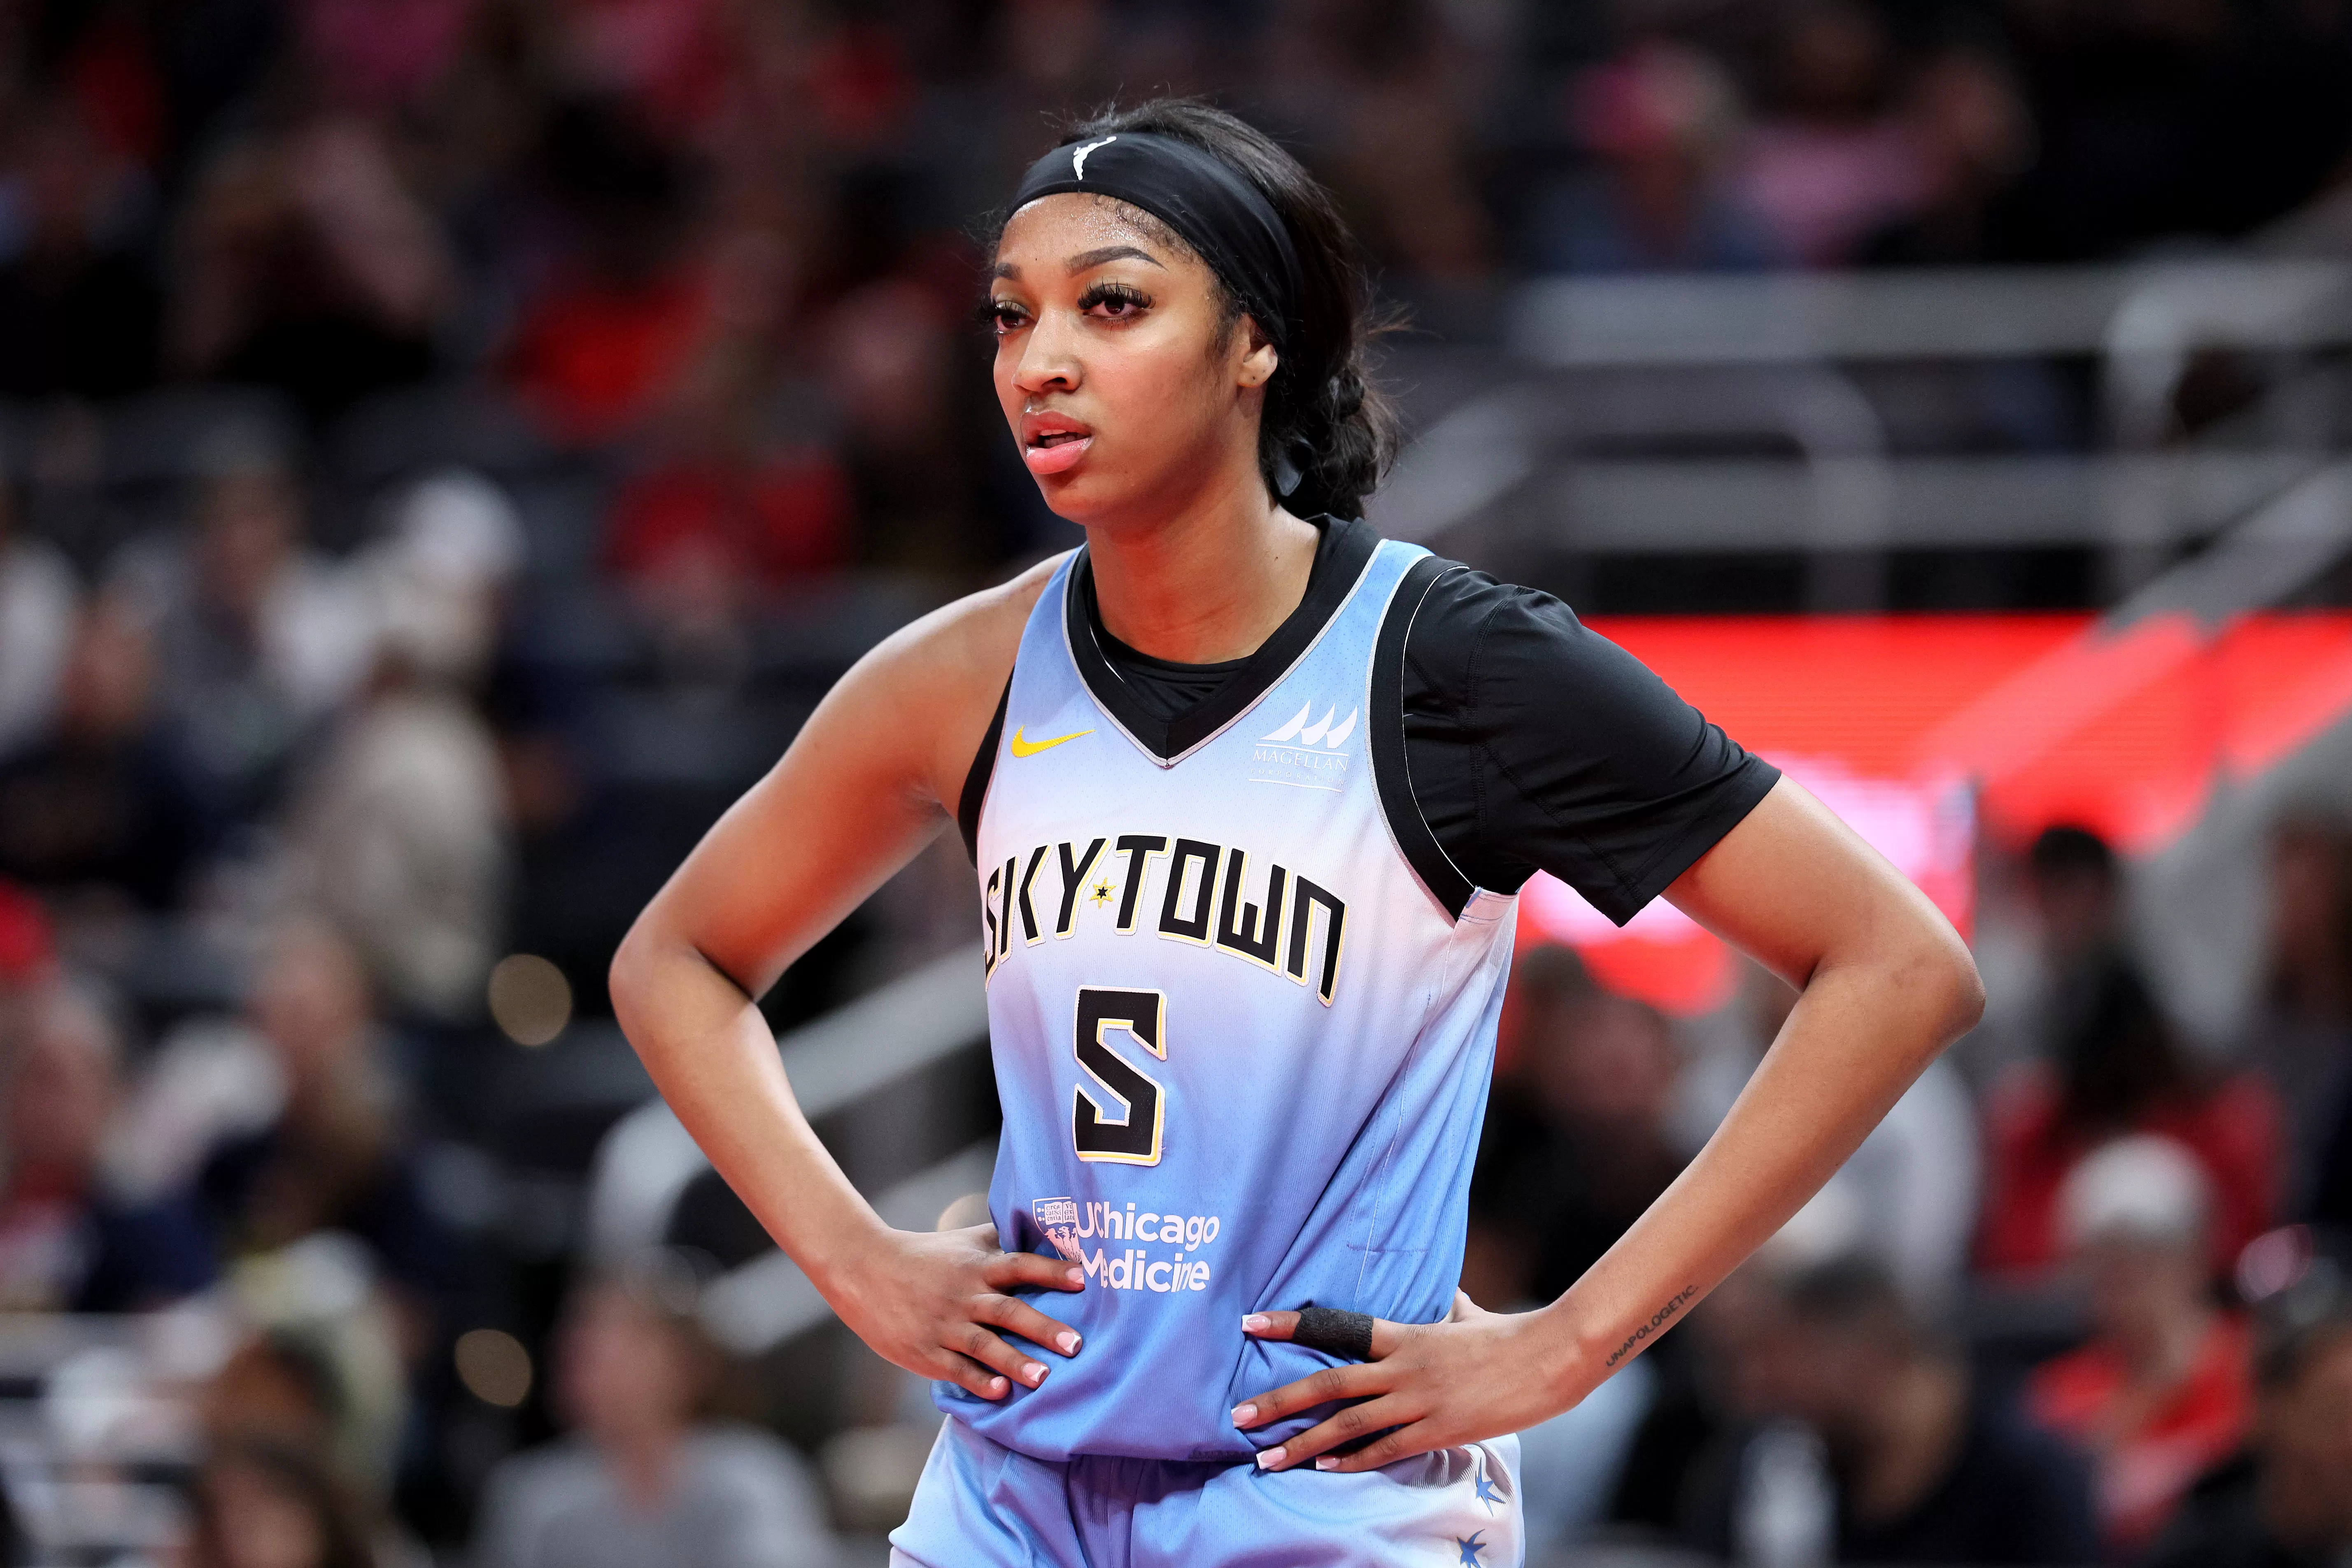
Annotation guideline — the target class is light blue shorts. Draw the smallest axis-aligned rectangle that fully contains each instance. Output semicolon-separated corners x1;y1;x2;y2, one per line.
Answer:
890;1415;1523;1568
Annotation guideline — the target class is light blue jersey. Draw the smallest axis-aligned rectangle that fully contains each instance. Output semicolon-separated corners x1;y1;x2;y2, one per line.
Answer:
947;524;1519;1466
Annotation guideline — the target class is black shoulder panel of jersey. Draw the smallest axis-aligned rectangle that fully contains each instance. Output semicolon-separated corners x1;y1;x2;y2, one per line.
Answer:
1371;554;1477;919
958;671;1012;864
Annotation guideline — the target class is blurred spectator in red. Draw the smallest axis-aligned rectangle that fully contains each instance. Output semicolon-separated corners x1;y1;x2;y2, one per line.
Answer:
0;594;217;911
0;979;217;1311
2147;1268;2352;1568
602;224;848;599
502;98;713;445
1523;41;1783;274
1470;975;1687;1308
197;922;452;1329
1735;0;1927;267
1704;1255;2100;1564
288;472;519;1023
472;1253;836;1568
172;117;449;426
2251;814;2352;1230
0;466;77;758
2027;1136;2252;1557
189;1434;379;1568
298;0;478;119
0;95;165;401
111;451;371;822
1860;47;2036;267
1978;951;2279;1280
0;881;55;996
605;451;847;594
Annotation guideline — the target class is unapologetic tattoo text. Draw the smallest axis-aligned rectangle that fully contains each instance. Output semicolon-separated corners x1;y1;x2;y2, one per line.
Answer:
1605;1285;1698;1367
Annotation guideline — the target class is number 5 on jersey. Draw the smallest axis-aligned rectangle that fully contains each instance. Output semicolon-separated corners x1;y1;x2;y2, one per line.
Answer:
1072;987;1166;1165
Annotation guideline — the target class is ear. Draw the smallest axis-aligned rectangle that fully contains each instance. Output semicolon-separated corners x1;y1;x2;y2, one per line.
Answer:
1236;318;1280;389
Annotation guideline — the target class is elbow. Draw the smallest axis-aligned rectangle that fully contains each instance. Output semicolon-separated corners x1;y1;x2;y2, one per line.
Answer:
1915;926;1985;1048
1945;944;1987;1041
608;916;658;1039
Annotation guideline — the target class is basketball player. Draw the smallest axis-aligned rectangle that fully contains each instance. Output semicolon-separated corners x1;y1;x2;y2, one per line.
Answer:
610;100;1983;1566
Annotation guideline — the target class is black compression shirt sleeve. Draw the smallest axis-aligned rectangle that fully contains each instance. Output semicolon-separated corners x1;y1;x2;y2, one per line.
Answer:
1397;569;1778;925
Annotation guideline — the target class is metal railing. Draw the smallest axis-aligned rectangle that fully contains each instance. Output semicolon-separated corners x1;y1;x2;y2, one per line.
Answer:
585;944;994;1356
1372;259;2352;605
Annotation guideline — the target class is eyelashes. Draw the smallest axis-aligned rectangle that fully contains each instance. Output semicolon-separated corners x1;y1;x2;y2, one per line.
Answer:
1076;281;1151;318
979;282;1155;334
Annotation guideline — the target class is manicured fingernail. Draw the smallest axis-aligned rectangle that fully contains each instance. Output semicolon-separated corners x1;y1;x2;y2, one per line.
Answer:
1255;1447;1285;1470
1314;1457;1337;1470
1242;1313;1270;1331
1025;1362;1048;1384
987;1376;1007;1394
1066;1268;1084;1285
1231;1403;1257;1425
1057;1331;1081;1354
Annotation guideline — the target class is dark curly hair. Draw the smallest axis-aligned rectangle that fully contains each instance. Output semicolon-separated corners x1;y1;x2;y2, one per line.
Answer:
999;98;1402;521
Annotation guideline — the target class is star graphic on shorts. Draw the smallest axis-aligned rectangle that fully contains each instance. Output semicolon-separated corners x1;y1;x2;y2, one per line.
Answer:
1089;882;1114;908
1472;1457;1502;1512
1455;1532;1487;1566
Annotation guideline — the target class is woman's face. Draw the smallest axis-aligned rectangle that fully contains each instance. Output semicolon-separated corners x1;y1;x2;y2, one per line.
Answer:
988;193;1278;529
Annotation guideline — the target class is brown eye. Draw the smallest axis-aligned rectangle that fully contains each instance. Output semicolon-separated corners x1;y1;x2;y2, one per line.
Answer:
984;299;1028;334
1078;283;1150;321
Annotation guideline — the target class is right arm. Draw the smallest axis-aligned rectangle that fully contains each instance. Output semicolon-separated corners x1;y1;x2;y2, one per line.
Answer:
608;559;1087;1400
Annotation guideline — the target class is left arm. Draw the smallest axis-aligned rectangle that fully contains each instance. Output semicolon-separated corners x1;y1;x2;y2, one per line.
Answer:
1234;774;1984;1471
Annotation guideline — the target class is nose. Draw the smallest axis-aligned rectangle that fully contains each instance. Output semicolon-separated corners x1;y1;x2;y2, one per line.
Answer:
1011;310;1080;397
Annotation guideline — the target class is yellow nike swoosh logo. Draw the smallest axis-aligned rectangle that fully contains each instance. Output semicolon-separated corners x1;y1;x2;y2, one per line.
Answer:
1010;726;1093;758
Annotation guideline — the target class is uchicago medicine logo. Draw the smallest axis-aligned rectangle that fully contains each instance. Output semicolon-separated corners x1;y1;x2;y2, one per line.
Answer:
1035;1196;1084;1260
1032;1195;1223;1293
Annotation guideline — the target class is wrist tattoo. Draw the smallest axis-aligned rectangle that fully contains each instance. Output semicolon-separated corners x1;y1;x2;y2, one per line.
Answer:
1604;1285;1698;1368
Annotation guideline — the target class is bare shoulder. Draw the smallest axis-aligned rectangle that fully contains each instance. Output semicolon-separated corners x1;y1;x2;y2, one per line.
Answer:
841;552;1068;810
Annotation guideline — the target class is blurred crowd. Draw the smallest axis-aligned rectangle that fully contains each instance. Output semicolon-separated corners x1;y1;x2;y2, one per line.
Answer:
1473;818;2352;1566
4;0;2352;1562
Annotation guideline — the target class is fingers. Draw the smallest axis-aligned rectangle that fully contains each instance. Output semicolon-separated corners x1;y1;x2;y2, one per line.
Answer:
1247;1393;1418;1472
1243;1310;1405;1359
984;1249;1088;1294
1230;1359;1388;1431
1290;1409;1436;1474
1241;1309;1301;1340
939;1356;1014;1402
976;1291;1083;1358
944;1317;1053;1396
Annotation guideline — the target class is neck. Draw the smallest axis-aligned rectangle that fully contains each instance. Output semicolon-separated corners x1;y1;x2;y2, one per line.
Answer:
604;1420;686;1511
1085;462;1319;666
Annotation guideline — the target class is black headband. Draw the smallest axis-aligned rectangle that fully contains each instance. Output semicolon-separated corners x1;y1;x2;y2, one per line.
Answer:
1009;131;1302;353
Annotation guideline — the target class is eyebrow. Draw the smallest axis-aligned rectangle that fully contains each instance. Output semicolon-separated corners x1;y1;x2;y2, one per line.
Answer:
1066;245;1165;273
990;245;1168;283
